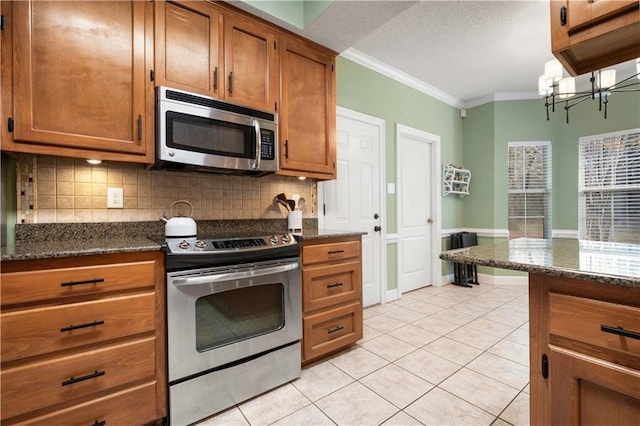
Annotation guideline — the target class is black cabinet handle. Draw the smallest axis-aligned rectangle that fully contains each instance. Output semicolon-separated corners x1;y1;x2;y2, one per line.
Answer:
327;250;344;255
60;320;105;333
213;66;218;90
560;5;567;26
601;324;640;340
61;370;105;387
228;72;233;94
328;325;344;334
60;278;105;287
93;421;106;426
327;282;343;289
284;139;289;159
137;114;142;141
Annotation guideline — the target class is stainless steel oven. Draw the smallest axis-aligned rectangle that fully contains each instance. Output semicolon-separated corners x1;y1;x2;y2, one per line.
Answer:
163;234;301;426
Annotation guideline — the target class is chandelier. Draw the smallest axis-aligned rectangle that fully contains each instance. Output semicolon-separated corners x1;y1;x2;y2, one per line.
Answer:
538;58;640;123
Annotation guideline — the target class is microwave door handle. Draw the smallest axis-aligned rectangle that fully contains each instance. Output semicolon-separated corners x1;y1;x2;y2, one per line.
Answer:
172;262;299;287
252;118;261;170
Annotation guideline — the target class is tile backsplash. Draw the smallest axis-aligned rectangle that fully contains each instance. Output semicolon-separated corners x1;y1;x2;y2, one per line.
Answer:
16;155;317;224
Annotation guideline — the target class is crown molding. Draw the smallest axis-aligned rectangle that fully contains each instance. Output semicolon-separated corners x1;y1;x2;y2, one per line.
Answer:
463;91;540;109
340;48;542;111
340;48;465;109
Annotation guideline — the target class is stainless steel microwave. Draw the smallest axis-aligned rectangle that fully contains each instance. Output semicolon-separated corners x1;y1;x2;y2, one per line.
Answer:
152;87;278;175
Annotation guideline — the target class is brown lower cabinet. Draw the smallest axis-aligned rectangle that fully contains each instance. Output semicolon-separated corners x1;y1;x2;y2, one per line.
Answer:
301;236;363;364
529;273;640;425
0;251;166;425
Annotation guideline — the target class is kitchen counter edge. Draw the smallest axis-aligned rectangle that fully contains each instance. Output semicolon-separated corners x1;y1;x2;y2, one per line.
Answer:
439;242;640;288
1;237;163;262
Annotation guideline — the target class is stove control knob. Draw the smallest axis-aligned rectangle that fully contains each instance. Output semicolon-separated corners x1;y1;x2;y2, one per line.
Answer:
281;234;290;243
178;240;191;249
269;235;278;244
195;240;207;249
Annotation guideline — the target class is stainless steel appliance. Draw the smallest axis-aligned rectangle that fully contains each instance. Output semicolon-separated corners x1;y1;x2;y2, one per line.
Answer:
163;234;301;426
153;86;278;175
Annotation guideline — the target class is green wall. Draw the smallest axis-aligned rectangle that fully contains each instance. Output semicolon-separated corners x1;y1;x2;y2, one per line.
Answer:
336;57;465;233
337;55;639;286
336;56;465;290
463;93;640;233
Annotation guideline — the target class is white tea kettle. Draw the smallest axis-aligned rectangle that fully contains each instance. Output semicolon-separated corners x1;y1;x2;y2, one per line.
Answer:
161;200;197;238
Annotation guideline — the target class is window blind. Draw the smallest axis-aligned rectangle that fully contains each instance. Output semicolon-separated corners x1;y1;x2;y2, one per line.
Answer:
508;142;552;239
579;130;640;243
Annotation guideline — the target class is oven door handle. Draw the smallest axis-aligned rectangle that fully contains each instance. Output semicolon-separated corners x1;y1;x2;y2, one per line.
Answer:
172;262;299;287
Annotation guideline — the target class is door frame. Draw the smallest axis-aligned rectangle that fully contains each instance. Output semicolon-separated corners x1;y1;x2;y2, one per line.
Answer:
396;123;442;292
318;106;387;305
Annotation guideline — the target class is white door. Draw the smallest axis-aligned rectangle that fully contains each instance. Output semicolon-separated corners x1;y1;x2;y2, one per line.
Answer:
396;124;441;293
319;107;385;307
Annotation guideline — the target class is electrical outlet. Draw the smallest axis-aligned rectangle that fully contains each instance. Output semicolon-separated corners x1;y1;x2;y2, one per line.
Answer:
107;187;124;209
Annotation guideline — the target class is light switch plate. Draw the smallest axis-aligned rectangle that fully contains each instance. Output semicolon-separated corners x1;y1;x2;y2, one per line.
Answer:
107;187;124;209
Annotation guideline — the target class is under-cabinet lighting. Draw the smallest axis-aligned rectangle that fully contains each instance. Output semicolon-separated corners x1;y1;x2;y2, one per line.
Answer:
86;159;102;165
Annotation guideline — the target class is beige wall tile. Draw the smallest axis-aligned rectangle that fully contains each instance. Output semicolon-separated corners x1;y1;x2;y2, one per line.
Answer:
17;154;318;224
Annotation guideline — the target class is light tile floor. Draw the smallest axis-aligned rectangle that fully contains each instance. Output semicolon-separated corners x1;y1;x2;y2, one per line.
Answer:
197;283;530;426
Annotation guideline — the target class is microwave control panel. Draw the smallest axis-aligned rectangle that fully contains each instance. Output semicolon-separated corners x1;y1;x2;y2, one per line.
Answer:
260;129;276;160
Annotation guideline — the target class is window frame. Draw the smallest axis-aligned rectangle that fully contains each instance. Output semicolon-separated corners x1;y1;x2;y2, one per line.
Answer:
578;128;640;243
507;141;552;239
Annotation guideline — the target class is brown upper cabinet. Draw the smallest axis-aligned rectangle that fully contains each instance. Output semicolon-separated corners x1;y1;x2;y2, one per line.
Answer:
278;35;337;180
551;0;640;75
1;1;155;163
155;1;279;113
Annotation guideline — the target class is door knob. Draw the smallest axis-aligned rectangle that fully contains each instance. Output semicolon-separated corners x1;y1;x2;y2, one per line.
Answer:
374;213;379;219
374;225;382;232
427;218;433;224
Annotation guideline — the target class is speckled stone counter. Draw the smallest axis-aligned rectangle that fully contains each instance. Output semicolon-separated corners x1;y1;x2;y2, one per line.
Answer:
440;238;640;288
0;219;366;261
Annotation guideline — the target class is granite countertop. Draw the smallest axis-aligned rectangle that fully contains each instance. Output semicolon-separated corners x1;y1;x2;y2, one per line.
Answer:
440;238;640;288
1;221;365;262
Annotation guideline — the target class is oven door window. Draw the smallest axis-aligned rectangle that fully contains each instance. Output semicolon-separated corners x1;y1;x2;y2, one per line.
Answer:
166;111;254;158
195;283;285;352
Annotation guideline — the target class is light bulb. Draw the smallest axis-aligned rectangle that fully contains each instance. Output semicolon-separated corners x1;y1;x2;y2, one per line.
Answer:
596;69;616;89
544;59;563;83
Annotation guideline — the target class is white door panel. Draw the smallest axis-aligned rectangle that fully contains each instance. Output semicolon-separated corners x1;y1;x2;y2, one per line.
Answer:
397;124;441;294
320;108;385;307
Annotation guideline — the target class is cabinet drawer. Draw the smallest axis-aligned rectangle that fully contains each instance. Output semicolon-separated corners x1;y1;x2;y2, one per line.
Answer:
303;301;363;362
1;337;156;420
1;260;157;305
303;261;361;312
11;382;157;426
1;293;155;362
550;293;640;358
302;240;360;265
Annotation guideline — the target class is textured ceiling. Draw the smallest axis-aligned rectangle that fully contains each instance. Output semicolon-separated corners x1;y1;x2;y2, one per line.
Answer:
234;0;638;108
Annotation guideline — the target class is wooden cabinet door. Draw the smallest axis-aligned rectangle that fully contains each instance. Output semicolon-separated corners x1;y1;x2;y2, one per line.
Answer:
568;0;638;32
279;36;336;179
155;0;223;97
223;13;278;112
549;345;640;425
11;1;153;160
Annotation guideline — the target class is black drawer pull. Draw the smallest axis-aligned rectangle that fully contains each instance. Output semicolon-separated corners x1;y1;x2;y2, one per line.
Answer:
328;325;344;334
61;320;105;333
327;282;344;289
60;278;105;287
93;420;106;426
327;250;344;255
61;370;105;387
601;325;640;340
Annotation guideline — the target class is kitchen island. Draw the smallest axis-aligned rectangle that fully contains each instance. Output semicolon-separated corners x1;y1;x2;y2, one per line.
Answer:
440;238;640;425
